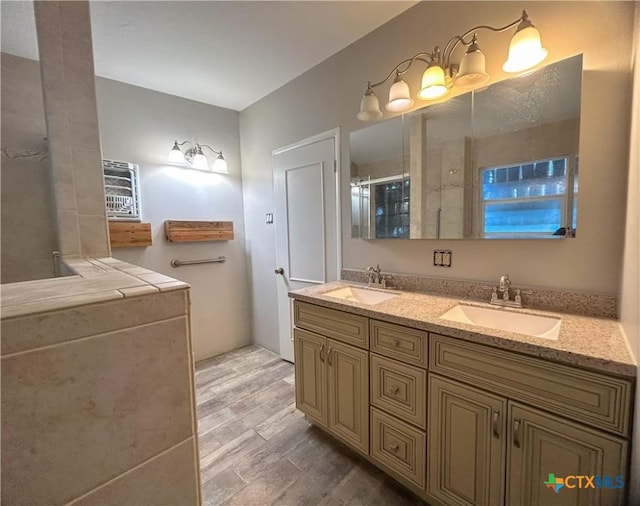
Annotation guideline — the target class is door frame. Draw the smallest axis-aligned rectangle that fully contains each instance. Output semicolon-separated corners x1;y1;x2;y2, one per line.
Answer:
271;127;342;281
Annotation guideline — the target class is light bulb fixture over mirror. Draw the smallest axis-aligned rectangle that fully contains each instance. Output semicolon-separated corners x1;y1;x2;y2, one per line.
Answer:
168;140;228;173
357;9;547;121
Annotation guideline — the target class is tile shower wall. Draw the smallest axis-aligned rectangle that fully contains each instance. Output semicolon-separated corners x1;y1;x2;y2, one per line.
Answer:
0;288;200;505
34;0;109;258
0;53;57;282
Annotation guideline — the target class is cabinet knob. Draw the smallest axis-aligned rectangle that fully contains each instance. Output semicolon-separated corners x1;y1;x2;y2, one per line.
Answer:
392;339;399;348
392;387;400;395
389;443;399;452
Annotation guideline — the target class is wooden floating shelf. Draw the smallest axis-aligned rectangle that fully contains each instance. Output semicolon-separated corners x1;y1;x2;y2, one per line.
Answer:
164;220;234;243
109;222;152;248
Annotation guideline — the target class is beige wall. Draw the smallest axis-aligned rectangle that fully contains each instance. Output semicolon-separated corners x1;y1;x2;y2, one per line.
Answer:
95;78;251;362
240;2;635;352
0;53;57;283
621;4;640;504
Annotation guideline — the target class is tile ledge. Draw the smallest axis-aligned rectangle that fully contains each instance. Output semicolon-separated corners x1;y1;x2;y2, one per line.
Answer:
1;257;189;319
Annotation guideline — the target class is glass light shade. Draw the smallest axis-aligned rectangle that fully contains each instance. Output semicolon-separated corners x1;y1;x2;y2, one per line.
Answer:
192;152;209;170
418;65;447;100
168;143;186;164
357;91;383;121
212;154;228;173
385;79;414;112
457;48;490;86
503;25;548;73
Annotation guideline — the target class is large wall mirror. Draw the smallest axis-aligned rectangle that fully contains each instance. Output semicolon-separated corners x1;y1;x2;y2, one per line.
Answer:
350;54;582;240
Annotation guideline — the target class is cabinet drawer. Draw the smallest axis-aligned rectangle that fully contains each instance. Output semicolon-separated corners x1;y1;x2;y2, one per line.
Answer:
429;333;633;437
370;320;427;368
293;301;369;349
370;407;426;490
371;354;426;429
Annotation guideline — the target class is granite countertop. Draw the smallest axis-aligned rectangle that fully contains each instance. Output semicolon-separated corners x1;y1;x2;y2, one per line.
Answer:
289;281;637;379
1;257;190;320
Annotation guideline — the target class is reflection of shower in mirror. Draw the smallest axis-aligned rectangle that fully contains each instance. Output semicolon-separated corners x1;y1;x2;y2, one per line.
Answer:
349;54;582;240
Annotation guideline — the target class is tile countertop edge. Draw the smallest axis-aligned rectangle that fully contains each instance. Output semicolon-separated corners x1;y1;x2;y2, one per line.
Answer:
1;257;191;320
288;281;637;379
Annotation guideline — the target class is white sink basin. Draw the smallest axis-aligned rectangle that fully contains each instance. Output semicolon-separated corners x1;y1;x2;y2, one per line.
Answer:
440;304;561;340
323;286;398;305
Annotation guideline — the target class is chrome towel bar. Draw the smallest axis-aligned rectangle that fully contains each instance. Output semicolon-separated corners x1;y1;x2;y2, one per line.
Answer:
170;256;226;268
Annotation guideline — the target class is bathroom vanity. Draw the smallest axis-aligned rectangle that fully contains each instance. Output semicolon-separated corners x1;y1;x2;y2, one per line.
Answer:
290;282;635;506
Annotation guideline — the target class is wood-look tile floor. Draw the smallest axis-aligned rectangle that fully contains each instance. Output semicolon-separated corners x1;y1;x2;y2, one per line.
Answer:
195;345;425;506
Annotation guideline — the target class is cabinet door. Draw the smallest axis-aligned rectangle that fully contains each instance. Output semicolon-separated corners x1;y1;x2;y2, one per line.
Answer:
507;402;628;506
427;374;507;506
327;338;369;453
293;328;327;427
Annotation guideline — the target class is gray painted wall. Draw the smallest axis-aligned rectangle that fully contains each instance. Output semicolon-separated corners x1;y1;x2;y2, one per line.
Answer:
621;5;640;504
240;1;638;496
95;78;251;362
239;1;635;353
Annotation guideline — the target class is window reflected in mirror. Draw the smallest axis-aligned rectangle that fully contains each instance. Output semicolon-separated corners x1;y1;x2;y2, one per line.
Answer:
480;156;578;237
349;54;583;240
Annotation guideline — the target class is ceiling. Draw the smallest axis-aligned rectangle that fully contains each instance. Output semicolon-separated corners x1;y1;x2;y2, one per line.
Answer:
1;1;416;111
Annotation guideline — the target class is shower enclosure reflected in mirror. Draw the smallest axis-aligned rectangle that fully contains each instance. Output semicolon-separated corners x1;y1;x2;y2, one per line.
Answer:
350;116;410;238
350;54;582;240
1;1;59;282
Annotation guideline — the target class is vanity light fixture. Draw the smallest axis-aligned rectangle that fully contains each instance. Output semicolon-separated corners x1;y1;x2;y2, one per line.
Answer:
168;140;228;173
357;10;547;120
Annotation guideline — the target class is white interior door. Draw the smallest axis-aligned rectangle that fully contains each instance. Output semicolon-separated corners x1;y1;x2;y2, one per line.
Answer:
273;129;340;362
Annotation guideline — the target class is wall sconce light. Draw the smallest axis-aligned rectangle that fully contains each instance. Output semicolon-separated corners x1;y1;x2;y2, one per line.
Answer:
168;140;228;173
357;10;547;120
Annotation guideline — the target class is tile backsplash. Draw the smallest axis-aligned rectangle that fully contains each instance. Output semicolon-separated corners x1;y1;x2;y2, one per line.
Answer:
342;268;617;319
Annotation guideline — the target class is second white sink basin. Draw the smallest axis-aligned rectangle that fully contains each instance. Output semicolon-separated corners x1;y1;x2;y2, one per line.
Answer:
440;304;561;340
324;286;398;305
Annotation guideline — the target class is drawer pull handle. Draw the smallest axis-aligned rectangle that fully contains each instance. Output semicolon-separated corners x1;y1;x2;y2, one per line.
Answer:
513;418;521;448
492;410;500;438
319;344;325;362
389;443;399;452
392;387;400;395
392;340;399;348
327;347;333;365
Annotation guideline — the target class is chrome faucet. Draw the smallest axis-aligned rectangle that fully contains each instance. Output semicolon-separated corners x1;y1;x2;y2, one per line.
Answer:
484;274;532;308
366;264;389;288
499;275;512;301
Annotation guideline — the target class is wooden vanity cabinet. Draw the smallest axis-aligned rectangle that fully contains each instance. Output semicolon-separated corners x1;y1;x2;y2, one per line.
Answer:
293;306;369;454
427;375;628;506
427;375;507;506
367;322;429;496
293;328;327;427
327;339;369;452
292;300;633;506
506;403;628;506
427;334;631;506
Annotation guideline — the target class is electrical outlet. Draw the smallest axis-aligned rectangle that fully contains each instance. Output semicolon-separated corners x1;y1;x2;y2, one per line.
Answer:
266;213;273;225
433;249;452;267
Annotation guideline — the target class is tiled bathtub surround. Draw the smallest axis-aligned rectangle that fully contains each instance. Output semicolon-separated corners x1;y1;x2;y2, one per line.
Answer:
342;268;617;319
1;258;200;505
